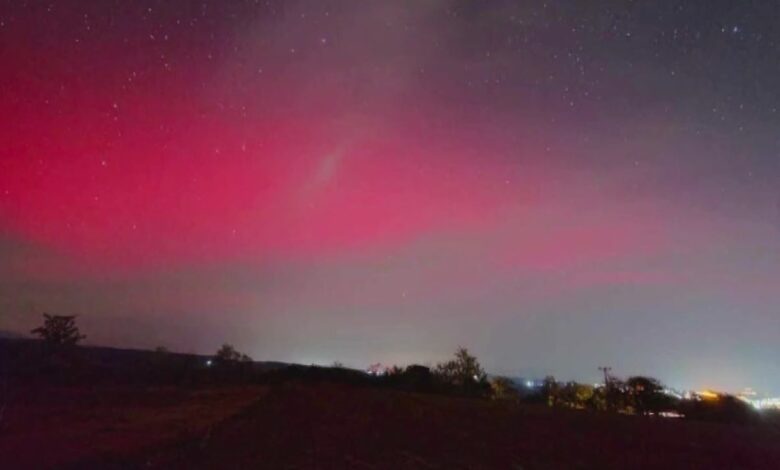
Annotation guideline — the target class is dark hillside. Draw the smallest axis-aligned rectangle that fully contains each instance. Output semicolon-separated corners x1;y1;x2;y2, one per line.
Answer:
137;382;780;469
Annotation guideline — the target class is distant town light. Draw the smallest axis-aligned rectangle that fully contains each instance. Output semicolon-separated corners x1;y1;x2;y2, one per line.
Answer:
206;359;213;367
697;390;719;400
739;396;780;410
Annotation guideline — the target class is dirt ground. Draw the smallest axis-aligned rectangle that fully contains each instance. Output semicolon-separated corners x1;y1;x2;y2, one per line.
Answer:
0;384;266;468
3;382;780;469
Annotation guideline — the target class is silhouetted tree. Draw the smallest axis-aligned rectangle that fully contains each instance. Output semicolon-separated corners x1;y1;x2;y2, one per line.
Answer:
435;347;488;393
588;386;609;411
626;376;669;415
490;376;519;401
384;365;404;377
559;381;594;409
383;365;438;392
405;364;433;379
598;369;629;412
608;378;630;412
541;375;560;407
214;344;250;364
30;314;85;346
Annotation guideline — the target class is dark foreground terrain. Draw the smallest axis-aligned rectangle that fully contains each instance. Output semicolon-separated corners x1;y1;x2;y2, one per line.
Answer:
3;381;780;469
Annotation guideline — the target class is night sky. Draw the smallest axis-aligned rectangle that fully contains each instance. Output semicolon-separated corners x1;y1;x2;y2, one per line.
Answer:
1;1;779;393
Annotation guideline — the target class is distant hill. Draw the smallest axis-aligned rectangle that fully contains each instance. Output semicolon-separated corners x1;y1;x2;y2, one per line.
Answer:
0;329;26;339
0;337;290;383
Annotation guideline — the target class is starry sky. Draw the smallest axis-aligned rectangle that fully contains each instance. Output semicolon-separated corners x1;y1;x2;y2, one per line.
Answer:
1;0;779;393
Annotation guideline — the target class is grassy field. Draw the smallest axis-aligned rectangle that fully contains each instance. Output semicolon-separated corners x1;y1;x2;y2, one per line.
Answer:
3;380;780;469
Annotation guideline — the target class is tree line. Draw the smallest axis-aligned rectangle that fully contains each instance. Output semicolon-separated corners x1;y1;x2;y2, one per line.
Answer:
20;313;772;424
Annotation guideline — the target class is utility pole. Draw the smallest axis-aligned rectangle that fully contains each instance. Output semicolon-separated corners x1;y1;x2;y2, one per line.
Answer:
598;366;612;387
599;366;615;411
